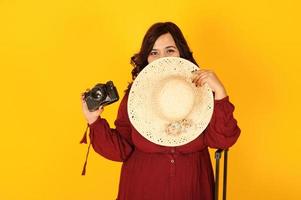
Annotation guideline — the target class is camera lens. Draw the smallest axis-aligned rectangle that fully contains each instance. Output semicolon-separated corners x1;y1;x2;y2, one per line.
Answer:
91;87;106;101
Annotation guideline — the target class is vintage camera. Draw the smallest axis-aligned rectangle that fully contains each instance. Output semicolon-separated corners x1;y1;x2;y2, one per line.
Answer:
84;81;119;112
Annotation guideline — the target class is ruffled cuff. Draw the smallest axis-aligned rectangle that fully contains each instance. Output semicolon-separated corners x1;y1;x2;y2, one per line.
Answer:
214;96;229;105
89;116;103;128
213;96;234;114
211;96;237;137
204;96;240;148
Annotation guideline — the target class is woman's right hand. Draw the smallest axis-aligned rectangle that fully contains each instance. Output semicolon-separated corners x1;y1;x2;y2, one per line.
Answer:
81;93;104;125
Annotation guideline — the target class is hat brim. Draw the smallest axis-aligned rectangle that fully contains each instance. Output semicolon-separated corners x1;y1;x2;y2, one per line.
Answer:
128;57;214;147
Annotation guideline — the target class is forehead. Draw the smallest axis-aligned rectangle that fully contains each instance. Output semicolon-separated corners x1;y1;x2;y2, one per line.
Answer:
153;33;177;49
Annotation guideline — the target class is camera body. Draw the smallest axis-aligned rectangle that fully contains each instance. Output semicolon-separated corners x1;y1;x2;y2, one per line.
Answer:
84;81;119;112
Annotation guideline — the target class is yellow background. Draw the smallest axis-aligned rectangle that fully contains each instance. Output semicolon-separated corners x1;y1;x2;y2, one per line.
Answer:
1;0;300;199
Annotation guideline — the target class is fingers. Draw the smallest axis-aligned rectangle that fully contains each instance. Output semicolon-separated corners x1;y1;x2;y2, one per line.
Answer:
80;88;90;102
194;75;208;87
99;106;104;113
81;93;85;102
192;69;212;87
80;89;103;124
81;91;104;114
192;69;212;78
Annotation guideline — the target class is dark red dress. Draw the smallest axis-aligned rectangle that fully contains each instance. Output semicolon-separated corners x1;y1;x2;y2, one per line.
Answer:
89;93;240;200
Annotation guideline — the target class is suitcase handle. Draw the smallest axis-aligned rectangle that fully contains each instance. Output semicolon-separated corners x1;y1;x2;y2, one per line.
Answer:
214;149;228;200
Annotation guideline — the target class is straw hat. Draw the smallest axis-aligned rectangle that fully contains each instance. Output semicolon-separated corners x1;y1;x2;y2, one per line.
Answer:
128;57;214;147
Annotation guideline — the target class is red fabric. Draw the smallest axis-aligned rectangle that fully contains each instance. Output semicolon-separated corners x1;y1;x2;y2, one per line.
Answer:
89;93;240;200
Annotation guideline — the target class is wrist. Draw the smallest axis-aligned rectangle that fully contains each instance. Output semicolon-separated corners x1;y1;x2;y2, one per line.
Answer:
214;88;227;100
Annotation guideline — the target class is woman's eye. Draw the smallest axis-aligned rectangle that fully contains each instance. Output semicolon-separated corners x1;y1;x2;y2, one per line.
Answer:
167;49;175;54
150;51;158;56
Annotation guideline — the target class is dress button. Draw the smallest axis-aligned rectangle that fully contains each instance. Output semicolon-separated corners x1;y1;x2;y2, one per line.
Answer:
171;149;175;153
171;159;175;163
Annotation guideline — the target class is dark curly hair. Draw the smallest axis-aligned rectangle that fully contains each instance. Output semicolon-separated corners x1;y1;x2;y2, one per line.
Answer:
126;22;198;92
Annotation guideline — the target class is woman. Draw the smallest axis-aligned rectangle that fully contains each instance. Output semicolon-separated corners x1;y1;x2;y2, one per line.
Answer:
81;22;240;200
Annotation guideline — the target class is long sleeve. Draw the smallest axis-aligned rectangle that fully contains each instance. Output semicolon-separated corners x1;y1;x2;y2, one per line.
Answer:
89;94;134;162
203;96;241;149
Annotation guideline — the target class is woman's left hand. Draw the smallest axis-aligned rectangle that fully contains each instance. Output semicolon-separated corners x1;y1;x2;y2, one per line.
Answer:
192;69;227;100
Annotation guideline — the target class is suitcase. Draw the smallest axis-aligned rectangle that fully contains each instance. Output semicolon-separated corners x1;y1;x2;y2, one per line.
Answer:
214;149;228;200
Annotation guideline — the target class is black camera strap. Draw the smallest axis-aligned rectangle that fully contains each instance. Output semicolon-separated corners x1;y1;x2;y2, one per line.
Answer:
80;124;91;176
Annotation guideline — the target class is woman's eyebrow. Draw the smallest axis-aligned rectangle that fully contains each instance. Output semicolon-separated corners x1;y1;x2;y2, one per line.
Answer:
165;45;177;49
